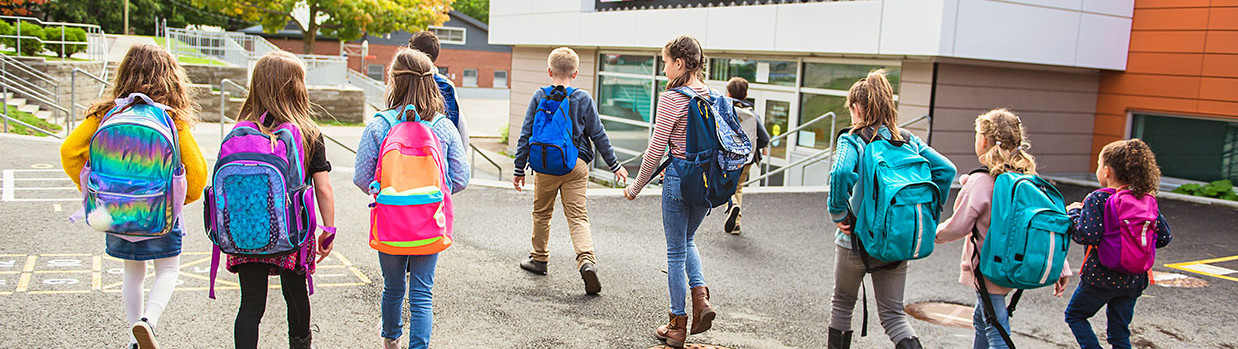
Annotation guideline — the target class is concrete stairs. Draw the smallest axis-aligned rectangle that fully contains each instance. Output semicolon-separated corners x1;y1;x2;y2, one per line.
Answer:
2;92;60;131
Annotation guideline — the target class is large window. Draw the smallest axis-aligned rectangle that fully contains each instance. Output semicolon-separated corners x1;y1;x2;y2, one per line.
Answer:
600;54;655;75
597;75;653;123
462;69;478;87
366;64;384;81
709;59;797;87
802;63;900;91
430;26;465;45
1133;113;1238;183
494;70;508;88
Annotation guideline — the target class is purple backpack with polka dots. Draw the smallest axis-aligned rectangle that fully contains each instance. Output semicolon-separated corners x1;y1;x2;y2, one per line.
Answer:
1098;188;1159;275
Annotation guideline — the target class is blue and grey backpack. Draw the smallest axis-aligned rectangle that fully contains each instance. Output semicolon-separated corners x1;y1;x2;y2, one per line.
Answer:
851;127;941;262
656;86;752;208
527;86;579;176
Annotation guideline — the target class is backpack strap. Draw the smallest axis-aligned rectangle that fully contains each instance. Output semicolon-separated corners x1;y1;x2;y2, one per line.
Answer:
969;167;991;176
970;230;1019;348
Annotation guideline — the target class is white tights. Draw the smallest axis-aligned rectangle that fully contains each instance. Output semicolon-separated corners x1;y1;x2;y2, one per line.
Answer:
122;256;180;340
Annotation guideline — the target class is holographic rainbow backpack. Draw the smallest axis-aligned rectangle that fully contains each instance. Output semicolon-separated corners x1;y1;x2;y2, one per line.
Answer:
76;92;186;237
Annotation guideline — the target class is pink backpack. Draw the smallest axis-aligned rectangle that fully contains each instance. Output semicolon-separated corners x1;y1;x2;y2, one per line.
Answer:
1097;187;1159;274
367;106;454;256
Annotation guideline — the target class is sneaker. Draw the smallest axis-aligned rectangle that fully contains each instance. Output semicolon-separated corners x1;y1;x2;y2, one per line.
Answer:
131;318;159;349
730;223;742;235
382;337;400;349
579;261;601;295
724;206;740;234
519;257;548;275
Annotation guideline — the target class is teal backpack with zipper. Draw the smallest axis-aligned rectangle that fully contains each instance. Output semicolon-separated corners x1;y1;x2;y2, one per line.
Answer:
851;127;941;262
979;171;1072;290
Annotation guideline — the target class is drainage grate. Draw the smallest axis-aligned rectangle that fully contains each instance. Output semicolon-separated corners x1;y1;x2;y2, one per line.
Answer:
649;344;734;349
1151;270;1209;288
905;301;975;329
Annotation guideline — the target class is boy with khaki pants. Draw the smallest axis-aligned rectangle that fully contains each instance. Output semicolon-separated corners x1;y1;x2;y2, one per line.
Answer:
513;47;627;295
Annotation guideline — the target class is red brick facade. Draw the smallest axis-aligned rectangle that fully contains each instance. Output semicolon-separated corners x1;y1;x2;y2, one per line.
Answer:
264;38;342;56
347;45;512;88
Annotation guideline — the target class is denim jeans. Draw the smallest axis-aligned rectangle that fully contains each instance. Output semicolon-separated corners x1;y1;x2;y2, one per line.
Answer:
662;160;709;316
379;252;439;349
1064;284;1142;349
973;291;1011;349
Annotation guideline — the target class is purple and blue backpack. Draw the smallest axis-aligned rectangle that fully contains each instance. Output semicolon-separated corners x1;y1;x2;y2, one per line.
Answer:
1097;187;1160;275
203;113;317;298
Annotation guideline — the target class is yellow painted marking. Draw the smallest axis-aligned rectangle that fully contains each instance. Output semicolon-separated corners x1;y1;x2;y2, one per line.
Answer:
1164;255;1238;282
22;256;36;272
15;274;31;293
15;255;36;292
29;290;91;295
178;256;211;268
0;271;18;274
178;271;239;286
53;204;61;212
38;253;91;257
334;253;373;284
0;254;25;257
0;292;11;295
92;256;101;290
33;270;91;274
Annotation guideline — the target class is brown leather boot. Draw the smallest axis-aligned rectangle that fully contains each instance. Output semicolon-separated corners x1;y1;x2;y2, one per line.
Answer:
654;312;688;348
689;286;715;334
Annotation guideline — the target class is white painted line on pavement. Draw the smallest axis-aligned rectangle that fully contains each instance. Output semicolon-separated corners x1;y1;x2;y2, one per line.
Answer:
1180;264;1238;276
1;170;12;202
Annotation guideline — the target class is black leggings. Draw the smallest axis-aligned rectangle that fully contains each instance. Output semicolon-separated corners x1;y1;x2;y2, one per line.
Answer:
234;263;311;349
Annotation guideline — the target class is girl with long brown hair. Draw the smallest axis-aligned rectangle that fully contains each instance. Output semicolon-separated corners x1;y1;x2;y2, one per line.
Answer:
224;51;336;349
352;48;468;349
59;44;206;349
825;70;955;349
622;35;719;348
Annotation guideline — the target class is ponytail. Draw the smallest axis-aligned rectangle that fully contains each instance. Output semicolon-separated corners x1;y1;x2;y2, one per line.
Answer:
975;108;1037;176
663;35;707;90
847;70;901;140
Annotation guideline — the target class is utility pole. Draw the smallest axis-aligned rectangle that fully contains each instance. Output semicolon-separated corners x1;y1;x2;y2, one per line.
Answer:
123;0;130;35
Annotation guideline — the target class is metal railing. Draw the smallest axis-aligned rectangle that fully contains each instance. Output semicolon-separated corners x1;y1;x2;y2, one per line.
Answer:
743;114;933;186
301;54;348;86
469;143;503;180
346;69;386;108
0;15;108;61
165;27;249;66
0;80;62;138
69;68;111;131
760;111;838;184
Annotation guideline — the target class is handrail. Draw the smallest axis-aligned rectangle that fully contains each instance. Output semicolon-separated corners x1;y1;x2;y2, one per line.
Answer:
217;78;357;155
0;68;56;100
0;15;108;61
69;68;111;131
744;115;933;187
767;111;836;145
1;113;62;138
0;55;57;85
469;143;503;180
0;76;68;113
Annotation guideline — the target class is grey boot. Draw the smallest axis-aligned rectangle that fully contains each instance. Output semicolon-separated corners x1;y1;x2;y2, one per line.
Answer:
828;327;852;349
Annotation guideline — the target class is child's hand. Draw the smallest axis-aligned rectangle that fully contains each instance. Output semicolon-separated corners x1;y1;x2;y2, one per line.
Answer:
316;232;334;263
1067;202;1083;211
614;167;629;185
623;186;636;201
835;221;853;235
1053;276;1069;297
513;175;525;192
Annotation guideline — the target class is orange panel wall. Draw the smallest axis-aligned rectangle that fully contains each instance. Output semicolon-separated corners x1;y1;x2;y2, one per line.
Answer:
1092;0;1238;168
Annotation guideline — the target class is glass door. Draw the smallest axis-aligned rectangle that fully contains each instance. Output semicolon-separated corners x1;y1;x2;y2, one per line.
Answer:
746;88;797;186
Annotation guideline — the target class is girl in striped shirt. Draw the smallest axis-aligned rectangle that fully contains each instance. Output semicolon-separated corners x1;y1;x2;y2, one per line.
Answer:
623;35;717;348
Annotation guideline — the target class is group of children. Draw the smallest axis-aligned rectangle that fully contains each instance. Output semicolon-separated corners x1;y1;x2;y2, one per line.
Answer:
57;31;1171;349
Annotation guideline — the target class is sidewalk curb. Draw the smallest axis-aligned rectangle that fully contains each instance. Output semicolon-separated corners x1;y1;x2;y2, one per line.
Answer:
468;178;829;196
1046;176;1238;210
0;133;63;143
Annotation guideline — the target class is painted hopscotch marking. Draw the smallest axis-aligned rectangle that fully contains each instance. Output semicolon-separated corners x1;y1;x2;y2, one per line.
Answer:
0;251;371;296
1;169;78;202
1165;255;1238;283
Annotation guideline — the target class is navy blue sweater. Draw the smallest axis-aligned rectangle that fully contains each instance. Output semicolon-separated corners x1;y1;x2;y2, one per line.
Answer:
513;87;620;176
1068;189;1172;291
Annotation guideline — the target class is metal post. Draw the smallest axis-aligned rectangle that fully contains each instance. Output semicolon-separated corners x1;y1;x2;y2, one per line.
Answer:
3;84;8;133
69;72;75;131
60;26;66;60
15;19;21;56
124;0;130;35
219;90;228;140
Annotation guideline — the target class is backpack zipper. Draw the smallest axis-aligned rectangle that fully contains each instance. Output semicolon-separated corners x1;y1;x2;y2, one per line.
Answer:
913;202;923;258
1040;225;1056;285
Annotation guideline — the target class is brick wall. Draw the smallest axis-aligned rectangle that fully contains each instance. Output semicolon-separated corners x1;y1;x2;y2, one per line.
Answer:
348;45;512;88
265;38;342;56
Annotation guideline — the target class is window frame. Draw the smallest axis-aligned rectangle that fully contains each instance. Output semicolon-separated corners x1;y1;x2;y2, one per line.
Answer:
429;26;466;45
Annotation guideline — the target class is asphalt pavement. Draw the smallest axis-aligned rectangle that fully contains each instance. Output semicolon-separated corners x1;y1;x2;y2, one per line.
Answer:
1;132;1236;348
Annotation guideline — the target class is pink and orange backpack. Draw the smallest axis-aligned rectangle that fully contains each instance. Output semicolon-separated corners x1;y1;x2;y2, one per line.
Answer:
367;105;454;255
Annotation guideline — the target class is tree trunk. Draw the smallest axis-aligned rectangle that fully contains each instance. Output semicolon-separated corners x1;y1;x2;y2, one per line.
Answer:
302;3;318;54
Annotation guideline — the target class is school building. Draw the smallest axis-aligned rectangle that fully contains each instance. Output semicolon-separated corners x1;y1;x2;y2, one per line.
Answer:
243;11;512;89
490;0;1238;186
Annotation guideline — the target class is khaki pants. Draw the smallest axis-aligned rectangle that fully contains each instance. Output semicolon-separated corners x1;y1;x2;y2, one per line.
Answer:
730;164;752;226
530;159;595;268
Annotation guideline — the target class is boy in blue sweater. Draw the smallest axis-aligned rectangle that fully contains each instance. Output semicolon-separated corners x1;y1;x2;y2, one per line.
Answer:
513;47;627;295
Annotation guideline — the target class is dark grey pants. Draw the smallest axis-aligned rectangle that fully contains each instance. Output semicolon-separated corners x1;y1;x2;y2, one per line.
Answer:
829;244;917;344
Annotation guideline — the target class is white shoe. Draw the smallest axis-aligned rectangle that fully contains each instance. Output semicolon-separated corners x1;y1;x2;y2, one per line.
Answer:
131;318;159;349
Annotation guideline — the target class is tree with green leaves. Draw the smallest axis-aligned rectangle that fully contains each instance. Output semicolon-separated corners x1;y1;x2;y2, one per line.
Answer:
42;0;247;36
192;0;451;54
451;0;487;24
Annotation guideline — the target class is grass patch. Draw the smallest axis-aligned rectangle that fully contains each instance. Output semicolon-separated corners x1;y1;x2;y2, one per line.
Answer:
317;118;364;127
148;36;230;66
2;105;61;137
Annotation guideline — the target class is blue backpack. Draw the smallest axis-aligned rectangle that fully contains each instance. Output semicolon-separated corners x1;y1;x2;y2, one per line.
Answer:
656;87;752;208
527;86;579;176
978;171;1072;290
433;74;461;127
851;127;941;262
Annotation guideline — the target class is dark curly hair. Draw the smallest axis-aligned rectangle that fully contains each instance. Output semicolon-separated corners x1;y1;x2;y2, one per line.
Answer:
1101;139;1161;197
663;35;706;90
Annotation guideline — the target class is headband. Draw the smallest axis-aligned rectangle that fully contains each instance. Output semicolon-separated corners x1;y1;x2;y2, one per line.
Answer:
392;70;434;77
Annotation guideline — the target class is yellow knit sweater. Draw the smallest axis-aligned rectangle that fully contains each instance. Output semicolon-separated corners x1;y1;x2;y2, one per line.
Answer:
59;116;208;203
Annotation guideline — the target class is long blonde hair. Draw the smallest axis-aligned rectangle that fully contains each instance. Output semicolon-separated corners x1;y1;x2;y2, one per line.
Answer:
384;48;444;121
975;108;1037;176
236;51;320;154
663;35;706;90
86;44;198;126
846;69;901;141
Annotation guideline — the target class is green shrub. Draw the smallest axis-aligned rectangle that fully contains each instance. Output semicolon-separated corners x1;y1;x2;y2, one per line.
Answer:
0;21;45;56
1172;180;1238;201
498;121;509;144
42;27;86;58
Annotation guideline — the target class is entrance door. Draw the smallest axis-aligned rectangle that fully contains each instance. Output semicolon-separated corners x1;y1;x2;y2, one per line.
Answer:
737;86;797;187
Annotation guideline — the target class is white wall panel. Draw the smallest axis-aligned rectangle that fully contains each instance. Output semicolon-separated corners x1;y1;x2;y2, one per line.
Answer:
996;0;1081;11
774;1;882;54
706;6;778;51
879;0;950;56
1082;0;1134;17
953;0;1081;67
1076;13;1132;70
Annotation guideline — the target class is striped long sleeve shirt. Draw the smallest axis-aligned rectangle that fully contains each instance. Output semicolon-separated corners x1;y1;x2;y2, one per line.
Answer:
626;85;711;197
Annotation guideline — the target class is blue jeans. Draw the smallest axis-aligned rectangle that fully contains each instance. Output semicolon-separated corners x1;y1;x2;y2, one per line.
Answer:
662;160;709;316
1064;284;1142;349
379;252;439;349
973;291;1011;349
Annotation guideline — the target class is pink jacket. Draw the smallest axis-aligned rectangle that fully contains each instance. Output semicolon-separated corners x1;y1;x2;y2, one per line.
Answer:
935;171;1072;295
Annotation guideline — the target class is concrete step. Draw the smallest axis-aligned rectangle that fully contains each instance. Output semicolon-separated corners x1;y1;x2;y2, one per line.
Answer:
5;98;26;108
17;104;38;114
34;110;51;120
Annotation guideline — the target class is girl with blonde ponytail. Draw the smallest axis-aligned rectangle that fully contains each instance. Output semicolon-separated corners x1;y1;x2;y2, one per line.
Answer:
826;70;957;349
935;108;1072;348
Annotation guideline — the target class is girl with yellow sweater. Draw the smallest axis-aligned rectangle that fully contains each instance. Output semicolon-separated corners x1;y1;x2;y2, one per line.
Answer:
59;44;206;349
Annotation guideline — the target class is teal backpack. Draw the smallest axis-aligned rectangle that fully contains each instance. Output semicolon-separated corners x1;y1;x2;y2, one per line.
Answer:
851;127;941;262
971;169;1073;348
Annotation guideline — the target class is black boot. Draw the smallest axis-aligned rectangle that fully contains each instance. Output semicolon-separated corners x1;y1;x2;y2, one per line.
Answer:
519;257;548;275
290;333;312;349
828;327;852;349
895;337;923;349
